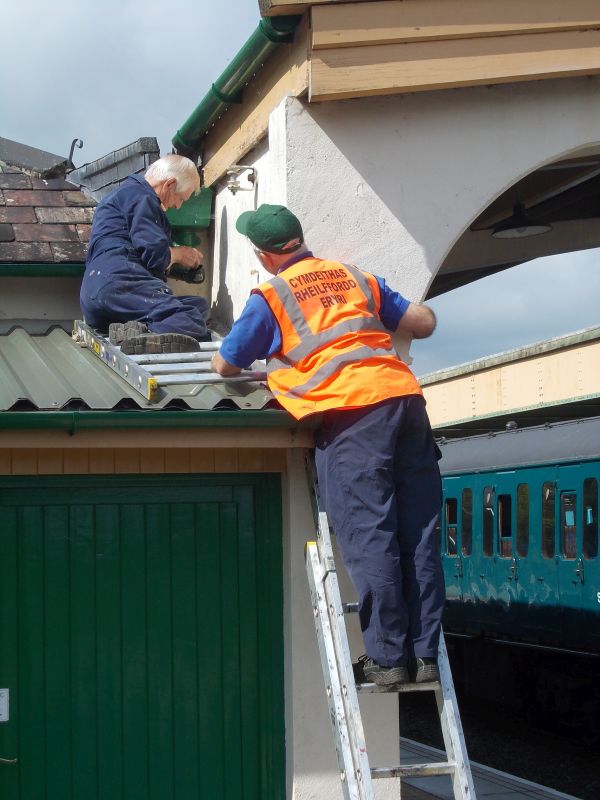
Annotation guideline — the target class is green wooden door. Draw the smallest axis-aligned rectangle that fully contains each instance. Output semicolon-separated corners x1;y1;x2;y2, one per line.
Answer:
0;475;284;800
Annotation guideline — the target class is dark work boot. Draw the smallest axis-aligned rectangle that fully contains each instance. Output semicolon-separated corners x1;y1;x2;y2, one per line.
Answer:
109;320;148;345
119;332;200;355
414;657;440;684
353;654;410;690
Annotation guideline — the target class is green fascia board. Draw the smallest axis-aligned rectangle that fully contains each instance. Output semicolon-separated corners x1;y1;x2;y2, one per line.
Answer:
0;263;85;277
0;409;303;432
166;188;213;231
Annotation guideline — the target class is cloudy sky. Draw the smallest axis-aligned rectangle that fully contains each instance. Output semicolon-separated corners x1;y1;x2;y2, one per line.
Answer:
3;0;598;374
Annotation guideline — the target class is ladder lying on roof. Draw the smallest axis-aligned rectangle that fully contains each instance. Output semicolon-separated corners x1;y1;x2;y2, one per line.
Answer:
305;454;476;800
73;320;266;402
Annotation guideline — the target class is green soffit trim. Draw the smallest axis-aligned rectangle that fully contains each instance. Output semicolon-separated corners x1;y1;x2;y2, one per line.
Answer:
166;187;214;233
0;409;298;432
0;263;85;277
172;15;301;156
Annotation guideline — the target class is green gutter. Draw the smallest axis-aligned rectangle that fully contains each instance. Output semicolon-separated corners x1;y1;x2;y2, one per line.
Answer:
172;15;301;157
0;263;85;277
0;409;303;432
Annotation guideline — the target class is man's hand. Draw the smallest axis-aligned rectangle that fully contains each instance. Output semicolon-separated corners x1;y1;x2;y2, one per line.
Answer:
212;351;242;376
169;246;202;269
396;303;436;339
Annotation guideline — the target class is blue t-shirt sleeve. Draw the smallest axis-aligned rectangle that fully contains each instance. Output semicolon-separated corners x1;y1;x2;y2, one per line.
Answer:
220;293;281;368
376;276;410;331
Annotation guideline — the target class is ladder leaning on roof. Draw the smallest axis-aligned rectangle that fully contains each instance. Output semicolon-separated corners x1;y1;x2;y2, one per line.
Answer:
72;320;266;401
304;454;476;800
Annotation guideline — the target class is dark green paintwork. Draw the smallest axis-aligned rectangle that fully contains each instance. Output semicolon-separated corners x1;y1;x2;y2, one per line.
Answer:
166;188;214;236
0;474;284;800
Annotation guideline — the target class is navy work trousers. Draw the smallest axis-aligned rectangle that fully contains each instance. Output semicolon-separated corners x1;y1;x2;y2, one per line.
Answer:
314;395;444;667
81;267;209;339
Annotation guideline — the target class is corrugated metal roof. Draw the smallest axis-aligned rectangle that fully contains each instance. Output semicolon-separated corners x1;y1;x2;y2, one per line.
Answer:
0;328;274;412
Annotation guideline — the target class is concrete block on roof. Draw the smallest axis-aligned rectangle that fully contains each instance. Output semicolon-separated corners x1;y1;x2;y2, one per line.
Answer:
68;137;160;200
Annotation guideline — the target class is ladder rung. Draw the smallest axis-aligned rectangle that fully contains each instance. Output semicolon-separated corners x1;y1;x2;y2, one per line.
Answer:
146;362;215;375
130;352;216;364
156;371;266;386
342;602;358;614
371;762;456;779
356;680;440;694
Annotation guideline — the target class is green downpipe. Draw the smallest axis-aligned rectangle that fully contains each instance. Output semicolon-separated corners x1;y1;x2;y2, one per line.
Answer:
172;15;301;156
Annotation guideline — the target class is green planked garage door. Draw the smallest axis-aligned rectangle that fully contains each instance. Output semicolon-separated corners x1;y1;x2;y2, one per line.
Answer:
0;475;284;800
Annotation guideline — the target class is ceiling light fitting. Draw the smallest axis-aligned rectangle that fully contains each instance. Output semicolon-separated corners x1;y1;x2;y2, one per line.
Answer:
492;201;552;239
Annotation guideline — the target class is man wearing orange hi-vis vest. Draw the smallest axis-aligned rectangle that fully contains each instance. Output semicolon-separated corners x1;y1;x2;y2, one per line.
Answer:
212;205;444;688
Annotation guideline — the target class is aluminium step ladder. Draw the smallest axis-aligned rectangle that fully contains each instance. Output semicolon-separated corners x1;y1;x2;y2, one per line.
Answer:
305;455;476;800
73;320;267;401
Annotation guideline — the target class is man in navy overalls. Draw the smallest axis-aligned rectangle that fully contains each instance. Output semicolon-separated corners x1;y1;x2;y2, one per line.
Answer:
80;154;209;353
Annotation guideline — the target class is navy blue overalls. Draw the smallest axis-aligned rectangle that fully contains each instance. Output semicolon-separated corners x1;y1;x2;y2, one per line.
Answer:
80;175;208;337
314;394;445;667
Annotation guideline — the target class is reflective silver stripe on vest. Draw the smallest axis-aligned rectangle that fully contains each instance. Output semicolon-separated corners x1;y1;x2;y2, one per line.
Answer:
342;263;377;316
266;264;386;364
272;345;397;398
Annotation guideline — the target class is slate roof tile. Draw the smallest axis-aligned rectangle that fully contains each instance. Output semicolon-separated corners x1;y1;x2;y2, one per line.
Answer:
0;173;32;190
76;224;91;242
63;190;95;207
0;241;53;261
4;189;68;207
13;223;79;242
0;207;37;223
50;241;88;261
36;207;94;224
0;147;96;262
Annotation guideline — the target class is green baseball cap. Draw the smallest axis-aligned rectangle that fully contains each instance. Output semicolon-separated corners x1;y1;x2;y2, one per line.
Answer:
236;204;304;254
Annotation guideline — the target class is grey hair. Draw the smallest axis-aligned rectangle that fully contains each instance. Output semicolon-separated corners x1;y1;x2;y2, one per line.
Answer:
145;154;200;193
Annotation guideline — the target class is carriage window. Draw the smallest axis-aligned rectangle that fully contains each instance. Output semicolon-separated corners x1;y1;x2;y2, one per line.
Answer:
445;498;458;556
461;488;472;556
560;493;577;559
542;482;555;559
497;494;512;558
583;478;598;559
483;486;495;556
516;483;529;557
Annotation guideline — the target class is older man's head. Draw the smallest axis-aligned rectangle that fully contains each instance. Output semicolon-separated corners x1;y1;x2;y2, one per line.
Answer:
145;154;200;210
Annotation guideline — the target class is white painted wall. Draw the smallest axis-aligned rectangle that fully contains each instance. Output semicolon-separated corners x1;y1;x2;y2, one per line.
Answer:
283;76;600;301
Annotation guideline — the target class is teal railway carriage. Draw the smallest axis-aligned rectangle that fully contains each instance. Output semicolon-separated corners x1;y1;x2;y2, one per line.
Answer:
437;417;600;654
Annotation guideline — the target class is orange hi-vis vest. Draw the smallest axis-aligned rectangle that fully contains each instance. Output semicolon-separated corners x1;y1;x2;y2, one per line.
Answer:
252;256;422;419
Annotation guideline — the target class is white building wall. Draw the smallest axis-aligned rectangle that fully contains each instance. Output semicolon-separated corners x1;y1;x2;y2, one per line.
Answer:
283;76;600;301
